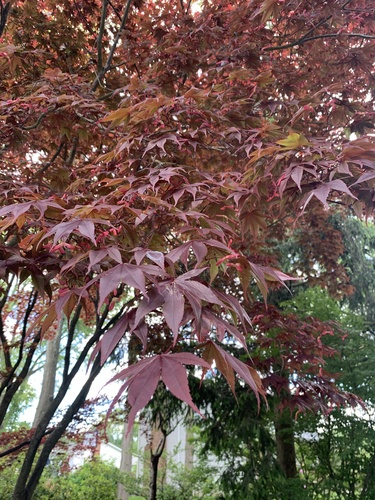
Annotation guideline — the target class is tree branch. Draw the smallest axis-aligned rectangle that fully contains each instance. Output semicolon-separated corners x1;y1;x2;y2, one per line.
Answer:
0;429;54;458
0;291;38;399
0;0;12;37
72;0;96;36
91;0;133;92
21;107;55;131
67;136;79;165
36;140;66;175
96;0;108;76
0;279;13;371
263;32;375;51
62;305;82;382
298;16;332;43
107;0;122;22
15;356;103;498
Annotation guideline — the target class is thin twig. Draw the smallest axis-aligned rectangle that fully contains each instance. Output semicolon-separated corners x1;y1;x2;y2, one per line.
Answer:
72;0;96;36
107;0;122;22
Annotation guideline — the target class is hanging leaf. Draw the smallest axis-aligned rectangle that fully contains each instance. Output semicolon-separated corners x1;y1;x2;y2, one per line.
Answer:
162;285;185;344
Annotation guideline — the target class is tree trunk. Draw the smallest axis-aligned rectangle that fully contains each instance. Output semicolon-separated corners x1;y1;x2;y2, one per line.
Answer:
274;406;297;479
117;419;133;500
184;426;194;469
149;429;166;500
150;454;160;500
360;452;375;499
32;320;63;427
12;356;103;499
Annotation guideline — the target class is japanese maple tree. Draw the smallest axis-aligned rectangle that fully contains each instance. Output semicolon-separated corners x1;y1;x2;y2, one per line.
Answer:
0;0;374;497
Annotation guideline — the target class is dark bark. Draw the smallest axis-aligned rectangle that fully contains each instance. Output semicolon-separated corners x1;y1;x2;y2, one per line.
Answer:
11;312;105;497
91;0;133;92
11;299;117;498
0;429;53;458
0;1;12;37
274;407;297;479
149;429;166;500
13;356;102;499
0;292;39;428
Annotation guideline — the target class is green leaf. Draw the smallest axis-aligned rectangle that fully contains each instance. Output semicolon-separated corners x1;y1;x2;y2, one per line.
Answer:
276;133;311;149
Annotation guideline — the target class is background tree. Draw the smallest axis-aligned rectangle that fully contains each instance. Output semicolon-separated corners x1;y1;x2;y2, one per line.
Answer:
193;215;375;499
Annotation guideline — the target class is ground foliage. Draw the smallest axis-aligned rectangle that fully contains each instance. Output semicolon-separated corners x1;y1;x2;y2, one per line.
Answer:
0;0;374;497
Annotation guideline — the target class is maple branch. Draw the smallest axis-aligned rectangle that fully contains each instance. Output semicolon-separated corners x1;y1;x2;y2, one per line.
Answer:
15;356;103;498
3;291;38;384
21;107;55;130
0;325;42;426
96;0;108;75
62;304;82;383
0;429;54;458
36;140;66;175
297;15;332;44
75;111;104;127
91;0;133;92
154;431;166;457
264;0;353;53
12;314;106;494
0;0;12;37
0;279;13;371
107;0;123;22
263;32;375;51
67;137;79;166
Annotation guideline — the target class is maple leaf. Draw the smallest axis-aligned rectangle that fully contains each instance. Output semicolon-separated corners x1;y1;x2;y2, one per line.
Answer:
302;180;357;210
106;353;211;432
85;264;165;309
276;133;311;149
162;284;185;345
202;341;265;408
0;200;63;230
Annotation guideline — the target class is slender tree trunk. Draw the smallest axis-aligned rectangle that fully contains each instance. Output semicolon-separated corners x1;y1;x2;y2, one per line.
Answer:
32;320;63;427
149;429;166;500
150;454;159;500
11;303;104;499
13;356;103;499
117;419;133;500
184;426;194;469
274;406;297;479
